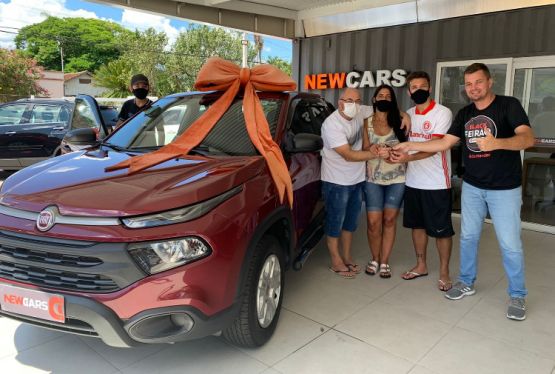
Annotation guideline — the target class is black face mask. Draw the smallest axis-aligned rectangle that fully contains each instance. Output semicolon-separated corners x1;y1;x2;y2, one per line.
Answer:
375;99;393;112
410;89;430;105
133;88;149;100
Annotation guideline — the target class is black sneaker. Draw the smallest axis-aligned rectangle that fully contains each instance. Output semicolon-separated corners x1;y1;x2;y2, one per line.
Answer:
507;297;526;321
444;281;476;300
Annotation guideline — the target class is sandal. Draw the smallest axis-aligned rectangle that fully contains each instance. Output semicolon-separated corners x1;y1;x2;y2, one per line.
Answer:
345;263;361;274
379;264;392;278
438;279;452;292
365;260;379;276
328;266;356;279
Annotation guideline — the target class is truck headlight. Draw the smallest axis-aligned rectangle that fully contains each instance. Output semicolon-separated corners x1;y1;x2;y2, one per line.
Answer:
121;186;242;229
128;237;211;274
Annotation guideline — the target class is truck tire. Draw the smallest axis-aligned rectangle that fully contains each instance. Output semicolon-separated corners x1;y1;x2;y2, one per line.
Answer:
223;235;285;347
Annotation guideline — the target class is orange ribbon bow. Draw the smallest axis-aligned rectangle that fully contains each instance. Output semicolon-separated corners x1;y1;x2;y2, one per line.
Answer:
105;57;297;207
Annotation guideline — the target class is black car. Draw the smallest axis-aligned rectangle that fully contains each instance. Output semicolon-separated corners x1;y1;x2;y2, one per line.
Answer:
0;98;112;170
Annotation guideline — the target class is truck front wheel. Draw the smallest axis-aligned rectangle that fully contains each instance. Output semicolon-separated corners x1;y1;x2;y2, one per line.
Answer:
223;235;284;347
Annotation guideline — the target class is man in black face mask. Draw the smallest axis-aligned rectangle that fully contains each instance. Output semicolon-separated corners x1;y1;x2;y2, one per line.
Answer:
389;71;454;292
116;74;153;128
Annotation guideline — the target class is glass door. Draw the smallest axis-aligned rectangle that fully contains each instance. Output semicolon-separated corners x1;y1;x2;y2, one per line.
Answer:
512;57;555;228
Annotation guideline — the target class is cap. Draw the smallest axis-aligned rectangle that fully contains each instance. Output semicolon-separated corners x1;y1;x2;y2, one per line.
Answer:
130;74;149;86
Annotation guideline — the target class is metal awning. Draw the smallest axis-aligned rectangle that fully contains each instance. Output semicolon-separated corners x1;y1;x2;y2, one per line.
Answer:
91;0;555;39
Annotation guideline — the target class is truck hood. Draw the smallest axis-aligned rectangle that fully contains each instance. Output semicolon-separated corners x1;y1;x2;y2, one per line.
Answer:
0;149;266;217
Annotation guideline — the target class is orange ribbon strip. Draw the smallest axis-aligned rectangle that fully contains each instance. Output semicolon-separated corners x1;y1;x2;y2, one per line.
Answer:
105;57;297;207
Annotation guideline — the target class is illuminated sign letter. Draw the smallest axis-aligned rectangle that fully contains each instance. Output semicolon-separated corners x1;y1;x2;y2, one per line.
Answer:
359;71;375;88
391;69;407;87
346;72;361;88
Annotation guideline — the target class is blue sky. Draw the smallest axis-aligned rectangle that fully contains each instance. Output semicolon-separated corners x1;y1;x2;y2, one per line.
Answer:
0;0;292;61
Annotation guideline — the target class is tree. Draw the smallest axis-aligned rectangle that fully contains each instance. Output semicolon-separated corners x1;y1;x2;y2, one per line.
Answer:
0;49;47;103
93;59;133;98
266;56;292;77
15;16;129;72
164;25;258;93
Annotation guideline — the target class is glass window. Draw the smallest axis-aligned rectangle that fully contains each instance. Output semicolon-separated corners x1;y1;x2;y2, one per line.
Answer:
108;94;283;156
519;67;555;226
0;104;28;125
72;100;100;130
289;99;330;135
29;105;64;124
529;68;555;141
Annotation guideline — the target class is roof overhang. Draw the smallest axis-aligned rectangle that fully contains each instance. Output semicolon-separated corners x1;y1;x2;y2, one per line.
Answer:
90;0;555;39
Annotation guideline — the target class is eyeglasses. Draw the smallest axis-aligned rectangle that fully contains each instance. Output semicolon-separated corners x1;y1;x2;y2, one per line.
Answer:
340;99;361;104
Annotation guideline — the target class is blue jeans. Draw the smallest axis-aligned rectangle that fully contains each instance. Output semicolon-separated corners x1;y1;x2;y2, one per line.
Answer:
322;181;363;237
459;182;527;298
364;182;405;211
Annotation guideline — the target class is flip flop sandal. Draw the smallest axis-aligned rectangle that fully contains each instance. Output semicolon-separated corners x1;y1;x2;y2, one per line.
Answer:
345;263;361;274
401;271;429;280
328;267;356;279
365;260;379;276
379;264;392;278
438;279;453;291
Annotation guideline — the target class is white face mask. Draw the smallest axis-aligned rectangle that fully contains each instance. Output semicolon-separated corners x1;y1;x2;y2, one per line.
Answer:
342;102;360;119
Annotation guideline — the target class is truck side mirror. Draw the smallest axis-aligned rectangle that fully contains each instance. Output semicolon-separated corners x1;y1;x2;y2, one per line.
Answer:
285;133;323;153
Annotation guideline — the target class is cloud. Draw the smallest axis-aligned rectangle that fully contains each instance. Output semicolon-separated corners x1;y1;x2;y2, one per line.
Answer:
120;9;182;47
0;0;97;49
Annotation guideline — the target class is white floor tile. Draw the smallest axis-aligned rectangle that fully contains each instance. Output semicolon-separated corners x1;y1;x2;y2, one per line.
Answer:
419;327;554;374
457;293;555;361
274;329;413;374
0;335;117;374
120;336;267;374
80;335;166;370
237;309;328;366
0;317;64;359
336;301;451;362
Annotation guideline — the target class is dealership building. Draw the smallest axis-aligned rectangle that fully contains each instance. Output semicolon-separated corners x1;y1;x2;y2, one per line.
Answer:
97;0;555;232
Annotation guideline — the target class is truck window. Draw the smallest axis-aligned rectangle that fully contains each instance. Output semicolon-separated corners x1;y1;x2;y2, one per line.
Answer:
290;99;331;135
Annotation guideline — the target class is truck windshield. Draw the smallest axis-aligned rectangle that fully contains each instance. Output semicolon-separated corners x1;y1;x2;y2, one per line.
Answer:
107;93;284;156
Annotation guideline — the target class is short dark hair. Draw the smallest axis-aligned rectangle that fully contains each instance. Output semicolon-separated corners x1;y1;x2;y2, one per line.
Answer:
406;71;430;86
464;63;491;79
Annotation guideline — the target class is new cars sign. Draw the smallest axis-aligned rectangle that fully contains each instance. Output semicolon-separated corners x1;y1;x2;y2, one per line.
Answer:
304;69;407;90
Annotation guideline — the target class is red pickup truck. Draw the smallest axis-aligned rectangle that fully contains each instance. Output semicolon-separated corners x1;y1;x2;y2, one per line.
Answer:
0;91;331;348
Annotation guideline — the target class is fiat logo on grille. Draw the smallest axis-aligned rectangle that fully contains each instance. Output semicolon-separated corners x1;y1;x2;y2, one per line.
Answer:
36;207;57;232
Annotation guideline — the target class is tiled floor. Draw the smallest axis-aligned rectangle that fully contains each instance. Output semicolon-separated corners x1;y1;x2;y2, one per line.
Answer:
1;216;555;374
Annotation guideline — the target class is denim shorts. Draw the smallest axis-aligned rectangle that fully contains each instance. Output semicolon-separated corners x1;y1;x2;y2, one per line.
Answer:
364;182;405;211
322;181;363;237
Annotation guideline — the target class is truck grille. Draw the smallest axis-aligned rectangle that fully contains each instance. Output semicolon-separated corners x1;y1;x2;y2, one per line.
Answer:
0;230;146;293
0;245;102;267
0;260;119;292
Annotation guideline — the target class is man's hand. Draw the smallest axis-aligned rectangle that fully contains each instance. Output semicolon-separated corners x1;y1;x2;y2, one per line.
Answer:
400;112;411;133
369;143;379;157
392;142;411;154
388;150;409;163
475;128;498;152
377;145;391;159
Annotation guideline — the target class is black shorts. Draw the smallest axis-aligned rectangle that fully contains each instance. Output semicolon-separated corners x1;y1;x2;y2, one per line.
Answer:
403;186;455;238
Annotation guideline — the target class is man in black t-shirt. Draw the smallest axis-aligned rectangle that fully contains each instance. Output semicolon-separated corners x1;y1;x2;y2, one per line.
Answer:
116;74;153;128
394;63;535;321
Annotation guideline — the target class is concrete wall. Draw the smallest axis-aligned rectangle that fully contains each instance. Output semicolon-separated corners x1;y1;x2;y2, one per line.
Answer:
38;71;64;98
64;73;107;97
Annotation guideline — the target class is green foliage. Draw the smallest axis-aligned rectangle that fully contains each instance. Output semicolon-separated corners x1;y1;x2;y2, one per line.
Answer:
93;59;133;98
266;56;292;77
94;25;260;97
164;25;258;93
0;49;47;103
15;16;129;72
